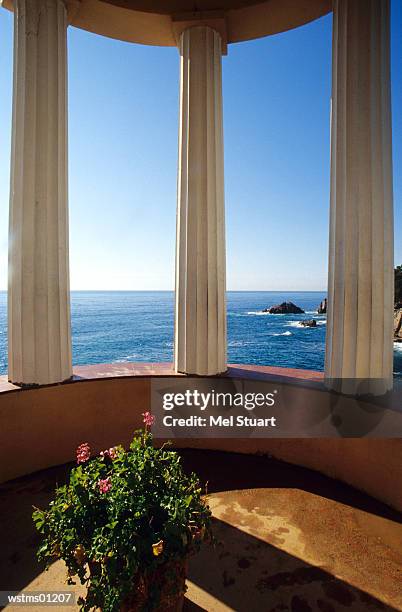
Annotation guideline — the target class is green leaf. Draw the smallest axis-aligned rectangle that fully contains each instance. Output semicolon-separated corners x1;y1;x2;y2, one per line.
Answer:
106;521;118;530
32;509;45;531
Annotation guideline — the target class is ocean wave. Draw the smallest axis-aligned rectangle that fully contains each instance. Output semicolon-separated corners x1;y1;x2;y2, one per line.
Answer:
246;311;270;316
114;354;140;362
246;311;295;316
272;331;292;337
287;320;326;328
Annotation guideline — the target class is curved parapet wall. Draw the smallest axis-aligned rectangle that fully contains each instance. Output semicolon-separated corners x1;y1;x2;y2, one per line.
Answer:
0;363;401;512
1;0;332;46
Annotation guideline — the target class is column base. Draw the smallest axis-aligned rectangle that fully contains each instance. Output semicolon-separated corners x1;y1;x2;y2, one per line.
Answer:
175;368;229;377
324;377;393;397
8;375;74;389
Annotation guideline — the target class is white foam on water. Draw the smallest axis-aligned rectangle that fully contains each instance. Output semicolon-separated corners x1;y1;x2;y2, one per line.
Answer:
272;331;292;336
246;311;270;316
114;354;140;362
247;310;295;316
286;320;326;328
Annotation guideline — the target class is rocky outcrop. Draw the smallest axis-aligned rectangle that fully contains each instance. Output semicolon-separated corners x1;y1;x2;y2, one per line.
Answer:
314;276;402;341
263;302;305;315
395;308;402;342
317;298;327;314
300;319;317;327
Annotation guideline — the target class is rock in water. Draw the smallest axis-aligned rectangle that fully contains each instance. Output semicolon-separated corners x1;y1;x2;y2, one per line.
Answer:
263;302;305;315
317;298;327;314
395;308;402;342
300;319;317;327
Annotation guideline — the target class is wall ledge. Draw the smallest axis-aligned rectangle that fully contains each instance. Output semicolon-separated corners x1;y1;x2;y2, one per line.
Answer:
0;362;324;395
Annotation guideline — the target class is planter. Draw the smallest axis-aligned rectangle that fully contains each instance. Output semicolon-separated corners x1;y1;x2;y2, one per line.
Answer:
90;559;187;612
34;430;211;612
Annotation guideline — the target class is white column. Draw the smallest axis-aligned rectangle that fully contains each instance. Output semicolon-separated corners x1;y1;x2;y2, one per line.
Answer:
8;0;72;385
174;26;227;376
325;0;394;395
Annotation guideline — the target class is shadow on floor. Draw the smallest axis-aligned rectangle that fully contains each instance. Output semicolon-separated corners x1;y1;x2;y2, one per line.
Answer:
186;517;398;612
178;449;402;523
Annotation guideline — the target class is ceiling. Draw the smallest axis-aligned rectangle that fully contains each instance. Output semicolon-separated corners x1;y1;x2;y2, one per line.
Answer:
100;0;261;12
2;0;332;47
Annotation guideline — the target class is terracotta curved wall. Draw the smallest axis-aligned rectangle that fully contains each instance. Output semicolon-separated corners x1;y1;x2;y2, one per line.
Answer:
1;376;401;511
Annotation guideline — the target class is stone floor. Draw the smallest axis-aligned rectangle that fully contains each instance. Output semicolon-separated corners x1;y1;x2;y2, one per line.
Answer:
1;450;401;611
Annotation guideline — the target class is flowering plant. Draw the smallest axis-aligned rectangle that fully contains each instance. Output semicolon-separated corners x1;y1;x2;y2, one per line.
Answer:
32;417;212;611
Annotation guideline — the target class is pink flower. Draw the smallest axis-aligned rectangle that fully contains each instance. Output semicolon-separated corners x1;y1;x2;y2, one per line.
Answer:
76;443;91;464
98;477;112;494
108;447;118;460
100;446;118;460
142;411;155;427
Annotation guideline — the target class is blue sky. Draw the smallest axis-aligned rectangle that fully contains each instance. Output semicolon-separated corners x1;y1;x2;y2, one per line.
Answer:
0;4;401;291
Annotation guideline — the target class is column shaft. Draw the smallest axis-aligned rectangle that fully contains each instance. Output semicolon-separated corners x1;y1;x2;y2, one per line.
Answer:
8;0;72;385
175;26;227;375
326;0;394;394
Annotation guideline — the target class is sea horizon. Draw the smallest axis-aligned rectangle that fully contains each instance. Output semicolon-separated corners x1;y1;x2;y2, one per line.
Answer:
0;290;400;377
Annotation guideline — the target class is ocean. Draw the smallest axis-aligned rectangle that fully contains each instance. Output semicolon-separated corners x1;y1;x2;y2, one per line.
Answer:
0;291;401;377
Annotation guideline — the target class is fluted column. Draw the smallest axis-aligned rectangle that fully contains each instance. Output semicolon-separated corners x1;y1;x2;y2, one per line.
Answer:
174;26;227;375
8;0;72;385
325;0;394;395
